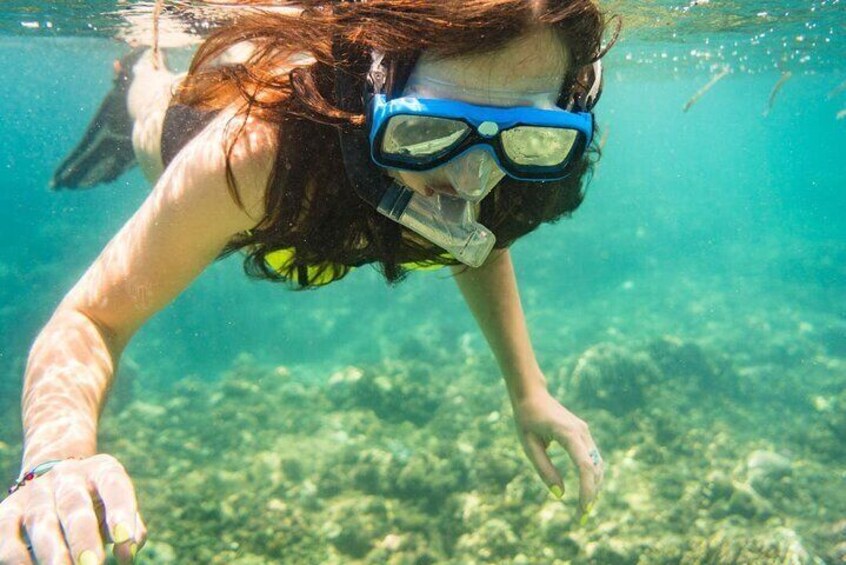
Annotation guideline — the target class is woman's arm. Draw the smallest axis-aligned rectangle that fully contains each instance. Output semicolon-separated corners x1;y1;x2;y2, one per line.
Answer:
451;249;604;521
450;249;545;401
6;112;275;564
22;112;273;469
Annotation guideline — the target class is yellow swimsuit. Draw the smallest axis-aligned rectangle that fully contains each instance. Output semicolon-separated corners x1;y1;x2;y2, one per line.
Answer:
264;247;449;286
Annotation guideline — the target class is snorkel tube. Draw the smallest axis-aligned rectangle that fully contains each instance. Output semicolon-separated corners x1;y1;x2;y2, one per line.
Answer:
377;188;496;268
332;39;496;267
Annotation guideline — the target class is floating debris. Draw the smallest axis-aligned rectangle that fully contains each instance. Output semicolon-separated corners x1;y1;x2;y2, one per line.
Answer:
763;71;792;117
836;109;846;120
683;66;730;112
598;126;610;151
827;79;846;99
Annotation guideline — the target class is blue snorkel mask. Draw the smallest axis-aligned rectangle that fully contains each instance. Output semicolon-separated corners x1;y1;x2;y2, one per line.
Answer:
369;82;595;183
334;41;603;267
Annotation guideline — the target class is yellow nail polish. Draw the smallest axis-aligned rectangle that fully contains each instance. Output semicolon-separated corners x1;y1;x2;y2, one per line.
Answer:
78;550;98;565
112;522;131;544
130;543;138;560
549;484;564;499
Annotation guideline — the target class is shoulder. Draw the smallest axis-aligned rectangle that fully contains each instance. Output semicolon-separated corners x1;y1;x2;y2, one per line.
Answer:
174;108;279;224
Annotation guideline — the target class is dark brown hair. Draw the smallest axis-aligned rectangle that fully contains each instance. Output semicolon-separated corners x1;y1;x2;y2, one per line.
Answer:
175;0;617;288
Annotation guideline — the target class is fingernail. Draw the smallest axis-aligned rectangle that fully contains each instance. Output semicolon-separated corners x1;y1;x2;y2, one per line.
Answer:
585;501;594;514
113;522;132;544
549;484;564;499
78;550;98;565
130;542;138;559
580;512;590;526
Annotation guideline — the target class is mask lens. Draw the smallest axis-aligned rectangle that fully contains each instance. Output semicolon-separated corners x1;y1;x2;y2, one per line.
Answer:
382;115;470;158
501;126;579;167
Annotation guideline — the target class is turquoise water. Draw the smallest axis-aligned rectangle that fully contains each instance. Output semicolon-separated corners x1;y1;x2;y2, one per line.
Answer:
0;2;844;563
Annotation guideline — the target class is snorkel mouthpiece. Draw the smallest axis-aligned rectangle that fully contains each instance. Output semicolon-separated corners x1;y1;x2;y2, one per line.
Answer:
377;183;496;268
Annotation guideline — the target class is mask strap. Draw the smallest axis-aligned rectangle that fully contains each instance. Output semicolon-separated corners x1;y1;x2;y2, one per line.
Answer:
366;50;420;101
585;59;603;109
561;58;604;112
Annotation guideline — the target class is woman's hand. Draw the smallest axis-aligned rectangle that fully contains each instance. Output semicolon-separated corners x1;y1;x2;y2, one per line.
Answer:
510;386;604;523
0;454;146;565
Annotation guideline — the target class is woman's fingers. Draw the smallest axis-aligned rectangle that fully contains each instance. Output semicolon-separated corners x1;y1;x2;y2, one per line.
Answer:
113;514;149;565
0;496;33;565
581;426;605;504
547;425;604;522
590;443;606;490
22;481;73;564
54;473;106;564
0;454;144;565
520;434;565;498
87;455;141;563
515;390;607;526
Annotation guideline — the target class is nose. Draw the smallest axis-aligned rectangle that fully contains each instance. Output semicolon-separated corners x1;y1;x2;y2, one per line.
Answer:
444;147;505;200
427;183;458;196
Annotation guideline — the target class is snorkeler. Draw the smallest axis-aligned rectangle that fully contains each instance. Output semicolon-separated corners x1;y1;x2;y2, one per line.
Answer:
1;1;614;563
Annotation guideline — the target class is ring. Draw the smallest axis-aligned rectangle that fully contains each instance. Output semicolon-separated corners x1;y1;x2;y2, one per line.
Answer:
588;448;602;466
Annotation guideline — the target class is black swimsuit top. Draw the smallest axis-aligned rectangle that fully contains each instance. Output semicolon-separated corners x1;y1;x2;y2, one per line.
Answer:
160;104;220;168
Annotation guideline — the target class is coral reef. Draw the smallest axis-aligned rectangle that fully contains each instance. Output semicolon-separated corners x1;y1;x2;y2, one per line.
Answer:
1;330;843;564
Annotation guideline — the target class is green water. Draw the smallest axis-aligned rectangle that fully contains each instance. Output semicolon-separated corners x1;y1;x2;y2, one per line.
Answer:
0;1;844;563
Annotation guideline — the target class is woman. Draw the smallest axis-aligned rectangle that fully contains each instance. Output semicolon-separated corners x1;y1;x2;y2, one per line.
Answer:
1;1;614;563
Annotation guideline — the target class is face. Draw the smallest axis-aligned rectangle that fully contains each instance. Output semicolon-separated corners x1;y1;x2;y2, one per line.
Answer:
385;26;572;198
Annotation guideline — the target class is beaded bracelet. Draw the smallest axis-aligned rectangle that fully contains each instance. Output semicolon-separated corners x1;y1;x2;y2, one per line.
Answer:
7;459;69;495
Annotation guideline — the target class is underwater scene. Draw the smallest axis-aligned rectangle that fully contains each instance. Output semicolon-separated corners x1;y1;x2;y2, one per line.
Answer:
0;1;844;563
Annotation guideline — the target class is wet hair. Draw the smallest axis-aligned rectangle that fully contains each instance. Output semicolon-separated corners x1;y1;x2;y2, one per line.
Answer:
175;0;618;288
